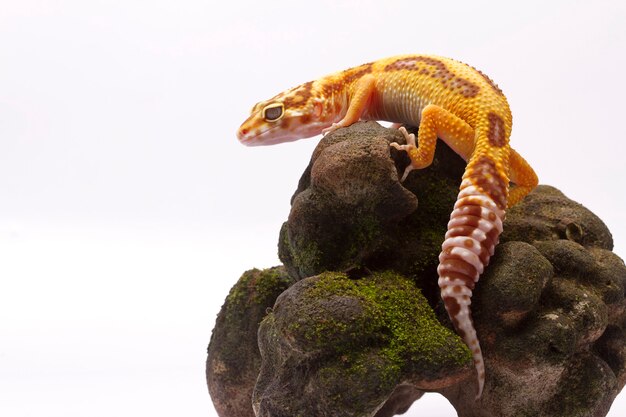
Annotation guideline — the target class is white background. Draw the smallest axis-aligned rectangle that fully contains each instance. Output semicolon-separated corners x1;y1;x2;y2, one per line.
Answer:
1;1;625;416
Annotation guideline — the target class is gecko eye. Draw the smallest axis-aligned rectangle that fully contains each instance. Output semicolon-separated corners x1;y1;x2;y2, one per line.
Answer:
263;104;284;122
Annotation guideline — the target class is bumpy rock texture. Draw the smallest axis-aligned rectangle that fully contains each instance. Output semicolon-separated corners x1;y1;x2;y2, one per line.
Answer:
206;268;296;417
207;122;626;417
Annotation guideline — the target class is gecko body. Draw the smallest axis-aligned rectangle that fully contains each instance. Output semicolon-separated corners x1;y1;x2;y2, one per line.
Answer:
237;54;538;399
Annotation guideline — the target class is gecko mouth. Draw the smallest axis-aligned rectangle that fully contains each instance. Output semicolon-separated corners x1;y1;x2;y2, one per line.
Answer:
237;124;281;146
237;119;328;146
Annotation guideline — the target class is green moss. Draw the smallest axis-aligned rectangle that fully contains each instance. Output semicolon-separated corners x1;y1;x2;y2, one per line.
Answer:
291;236;324;275
212;267;294;383
224;269;255;310
302;271;471;377
225;267;293;318
278;270;471;414
316;349;403;415
254;267;292;304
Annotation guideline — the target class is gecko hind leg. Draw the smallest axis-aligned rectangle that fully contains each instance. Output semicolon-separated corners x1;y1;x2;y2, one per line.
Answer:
507;148;538;207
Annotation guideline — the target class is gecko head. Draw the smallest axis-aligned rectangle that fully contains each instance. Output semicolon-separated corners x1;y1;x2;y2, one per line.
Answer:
237;81;331;146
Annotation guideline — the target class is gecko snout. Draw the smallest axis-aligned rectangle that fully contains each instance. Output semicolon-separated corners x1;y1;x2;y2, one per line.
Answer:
237;127;248;139
237;125;255;144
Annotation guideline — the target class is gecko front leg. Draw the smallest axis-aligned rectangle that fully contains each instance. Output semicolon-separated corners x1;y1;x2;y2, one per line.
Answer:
321;74;377;135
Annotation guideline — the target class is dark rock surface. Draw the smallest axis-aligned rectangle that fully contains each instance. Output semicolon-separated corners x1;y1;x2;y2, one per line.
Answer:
207;122;626;417
278;121;465;292
206;267;295;417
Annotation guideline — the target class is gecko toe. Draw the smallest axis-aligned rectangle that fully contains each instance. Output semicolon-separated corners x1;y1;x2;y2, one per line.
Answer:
401;165;415;182
398;126;417;147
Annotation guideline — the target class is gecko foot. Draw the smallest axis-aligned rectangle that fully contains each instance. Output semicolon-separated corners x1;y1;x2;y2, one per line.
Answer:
390;127;418;181
398;126;416;146
322;122;345;136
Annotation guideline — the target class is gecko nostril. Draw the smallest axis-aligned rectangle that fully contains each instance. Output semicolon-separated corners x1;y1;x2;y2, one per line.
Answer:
238;128;249;139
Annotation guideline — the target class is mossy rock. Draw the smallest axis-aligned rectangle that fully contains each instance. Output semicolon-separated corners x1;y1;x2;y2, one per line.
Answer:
208;123;626;417
253;270;472;417
206;267;295;417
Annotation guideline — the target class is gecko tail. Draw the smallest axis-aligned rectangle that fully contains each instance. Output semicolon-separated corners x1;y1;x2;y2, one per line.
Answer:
437;175;506;399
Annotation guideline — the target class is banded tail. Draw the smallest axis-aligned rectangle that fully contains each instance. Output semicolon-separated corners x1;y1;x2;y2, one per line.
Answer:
437;147;509;399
